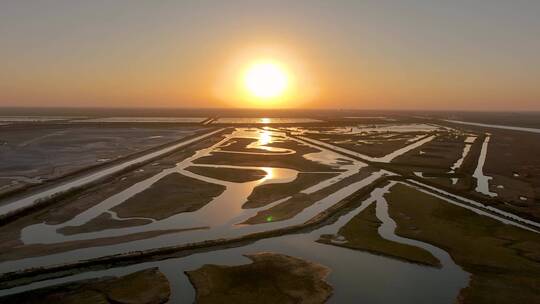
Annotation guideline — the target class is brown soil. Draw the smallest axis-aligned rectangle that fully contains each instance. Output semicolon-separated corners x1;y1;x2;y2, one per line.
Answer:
185;166;267;183
185;252;332;304
0;267;170;304
112;173;226;220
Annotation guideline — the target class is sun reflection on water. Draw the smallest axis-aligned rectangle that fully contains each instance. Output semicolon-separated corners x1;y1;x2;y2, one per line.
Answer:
262;167;274;180
258;129;272;146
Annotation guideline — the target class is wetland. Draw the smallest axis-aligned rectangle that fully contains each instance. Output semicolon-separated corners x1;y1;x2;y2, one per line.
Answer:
0;113;538;303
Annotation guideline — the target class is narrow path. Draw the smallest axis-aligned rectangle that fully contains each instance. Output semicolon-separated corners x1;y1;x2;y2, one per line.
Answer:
293;133;540;231
406;179;540;231
444;119;540;134
297;134;436;163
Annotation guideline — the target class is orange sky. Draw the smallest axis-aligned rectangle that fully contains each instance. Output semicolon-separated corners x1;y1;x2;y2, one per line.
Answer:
1;1;539;110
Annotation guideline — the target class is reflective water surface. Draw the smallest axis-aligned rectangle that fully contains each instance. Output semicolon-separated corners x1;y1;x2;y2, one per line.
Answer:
3;123;538;304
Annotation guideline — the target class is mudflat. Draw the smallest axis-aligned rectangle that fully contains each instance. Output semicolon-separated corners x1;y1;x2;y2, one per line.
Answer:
0;123;203;197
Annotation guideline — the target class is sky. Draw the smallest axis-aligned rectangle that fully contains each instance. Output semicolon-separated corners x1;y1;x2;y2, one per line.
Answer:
1;0;539;110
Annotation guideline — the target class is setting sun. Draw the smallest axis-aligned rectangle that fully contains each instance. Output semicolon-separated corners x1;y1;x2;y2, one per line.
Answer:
244;61;288;99
213;46;318;108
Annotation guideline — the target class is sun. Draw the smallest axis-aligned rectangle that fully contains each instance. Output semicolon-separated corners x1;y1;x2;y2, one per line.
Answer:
244;61;288;99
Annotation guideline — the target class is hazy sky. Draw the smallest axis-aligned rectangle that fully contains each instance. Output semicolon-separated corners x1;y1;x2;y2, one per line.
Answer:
1;0;539;110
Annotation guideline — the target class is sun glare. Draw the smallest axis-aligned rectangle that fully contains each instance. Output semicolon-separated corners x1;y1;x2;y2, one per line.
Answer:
214;48;316;108
244;61;288;99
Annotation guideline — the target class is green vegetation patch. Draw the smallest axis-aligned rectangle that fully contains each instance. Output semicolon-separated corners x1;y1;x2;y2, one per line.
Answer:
386;183;540;304
392;133;466;170
318;203;440;267
242;169;377;224
112;172;226;220
185;252;332;304
243;172;339;208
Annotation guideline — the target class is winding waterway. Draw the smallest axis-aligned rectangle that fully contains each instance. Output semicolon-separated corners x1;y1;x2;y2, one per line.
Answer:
3;124;539;303
0;182;470;304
